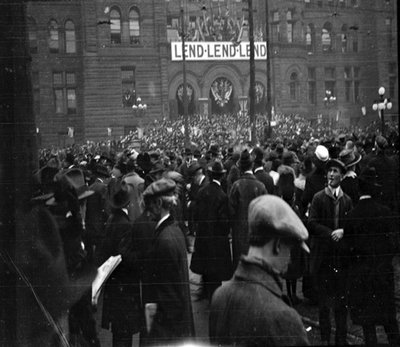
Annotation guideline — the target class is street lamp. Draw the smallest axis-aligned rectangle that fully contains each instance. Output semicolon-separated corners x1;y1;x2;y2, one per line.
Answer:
132;96;147;117
372;86;392;136
324;90;336;131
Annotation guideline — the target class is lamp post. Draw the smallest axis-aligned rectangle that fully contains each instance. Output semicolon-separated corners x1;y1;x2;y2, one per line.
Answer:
180;7;189;147
132;96;147;117
372;86;392;136
324;90;336;132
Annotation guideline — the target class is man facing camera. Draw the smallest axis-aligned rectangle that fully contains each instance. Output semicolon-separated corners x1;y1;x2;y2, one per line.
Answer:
210;195;310;347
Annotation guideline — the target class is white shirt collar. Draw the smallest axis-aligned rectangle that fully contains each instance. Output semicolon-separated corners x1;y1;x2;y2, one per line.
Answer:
329;186;340;197
212;179;221;186
244;170;253;175
199;175;205;186
254;167;264;173
122;208;129;216
156;213;170;230
359;195;372;200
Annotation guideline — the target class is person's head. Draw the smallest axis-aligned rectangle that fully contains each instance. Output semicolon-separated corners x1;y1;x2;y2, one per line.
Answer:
277;165;295;203
247;195;309;275
251;147;264;167
313;145;329;169
143;178;178;220
188;162;203;184
325;159;346;188
208;160;226;182
238;149;253;172
358;166;380;197
112;160;127;179
375;135;388;153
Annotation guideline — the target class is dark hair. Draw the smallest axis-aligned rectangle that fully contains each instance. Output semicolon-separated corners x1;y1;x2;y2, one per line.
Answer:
248;221;273;247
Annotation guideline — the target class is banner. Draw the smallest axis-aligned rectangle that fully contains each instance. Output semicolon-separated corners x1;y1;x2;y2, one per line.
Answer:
171;41;267;61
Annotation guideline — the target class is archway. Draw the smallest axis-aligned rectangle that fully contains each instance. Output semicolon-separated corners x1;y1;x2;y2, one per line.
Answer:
209;77;235;114
176;83;196;115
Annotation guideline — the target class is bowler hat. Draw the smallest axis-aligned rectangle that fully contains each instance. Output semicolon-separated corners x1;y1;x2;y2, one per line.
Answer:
252;147;264;162
248;195;309;253
107;179;132;209
339;149;361;169
325;158;346;173
208;160;226;174
237;149;253;169
143;178;176;199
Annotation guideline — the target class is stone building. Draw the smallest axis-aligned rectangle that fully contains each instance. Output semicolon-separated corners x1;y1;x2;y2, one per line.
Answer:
26;0;398;146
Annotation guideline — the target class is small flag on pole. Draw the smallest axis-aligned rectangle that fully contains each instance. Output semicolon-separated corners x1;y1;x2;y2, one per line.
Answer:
107;127;112;137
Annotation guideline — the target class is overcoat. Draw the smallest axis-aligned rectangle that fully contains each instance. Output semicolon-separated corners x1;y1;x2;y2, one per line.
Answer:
229;173;267;268
254;167;274;194
190;181;232;280
209;256;310;346
308;187;353;275
99;209;142;335
301;167;326;212
344;198;399;325
142;216;195;344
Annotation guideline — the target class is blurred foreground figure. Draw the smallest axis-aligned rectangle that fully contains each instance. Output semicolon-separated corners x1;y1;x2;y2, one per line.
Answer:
209;195;310;346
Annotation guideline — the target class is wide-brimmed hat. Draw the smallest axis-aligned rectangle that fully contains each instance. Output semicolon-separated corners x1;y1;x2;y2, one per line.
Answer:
325;158;346;173
358;166;381;187
208;160;226;174
339;149;362;169
107;179;132;209
237;149;253;169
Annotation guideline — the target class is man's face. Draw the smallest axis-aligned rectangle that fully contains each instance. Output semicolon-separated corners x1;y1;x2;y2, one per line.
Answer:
327;166;343;188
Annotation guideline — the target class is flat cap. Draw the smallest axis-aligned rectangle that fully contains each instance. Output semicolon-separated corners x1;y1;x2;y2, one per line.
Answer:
248;195;309;253
143;178;176;199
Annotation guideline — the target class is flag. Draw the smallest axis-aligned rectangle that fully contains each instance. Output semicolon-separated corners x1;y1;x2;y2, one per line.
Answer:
361;106;366;116
336;111;341;122
138;128;143;139
181;125;185;134
67;127;74;138
107;127;112;137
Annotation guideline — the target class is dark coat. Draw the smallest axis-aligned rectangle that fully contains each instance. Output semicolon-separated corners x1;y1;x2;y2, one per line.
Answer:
254;167;274;194
226;164;240;194
344;198;399;325
308;187;353;275
142;216;195;344
340;175;359;205
190;181;233;280
188;175;209;234
209;256;310;346
301;167;326;213
99;209;142;335
229;173;267;268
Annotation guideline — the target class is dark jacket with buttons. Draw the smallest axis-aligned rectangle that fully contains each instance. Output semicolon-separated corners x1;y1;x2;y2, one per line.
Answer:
209;256;310;346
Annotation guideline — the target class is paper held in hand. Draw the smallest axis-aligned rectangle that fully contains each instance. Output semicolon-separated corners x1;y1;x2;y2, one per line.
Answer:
91;255;122;305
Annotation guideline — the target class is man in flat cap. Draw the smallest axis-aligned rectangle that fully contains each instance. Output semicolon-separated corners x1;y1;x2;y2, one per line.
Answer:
308;158;353;345
209;195;310;346
140;178;194;345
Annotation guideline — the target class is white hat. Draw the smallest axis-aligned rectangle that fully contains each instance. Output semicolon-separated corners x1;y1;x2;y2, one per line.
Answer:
315;145;329;162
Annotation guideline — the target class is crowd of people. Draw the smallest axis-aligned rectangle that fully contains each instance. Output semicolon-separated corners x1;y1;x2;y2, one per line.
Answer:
25;112;400;346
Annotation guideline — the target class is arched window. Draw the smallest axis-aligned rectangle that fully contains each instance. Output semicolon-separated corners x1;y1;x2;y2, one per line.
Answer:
65;20;76;53
49;20;59;53
129;8;140;44
27;17;38;54
341;24;348;53
110;7;121;44
352;30;358;52
289;72;298;100
322;22;332;52
306;24;315;53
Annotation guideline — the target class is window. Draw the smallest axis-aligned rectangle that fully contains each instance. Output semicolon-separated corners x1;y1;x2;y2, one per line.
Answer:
306;24;315;53
305;0;311;8
65;20;76;53
110;7;121;44
341;25;348;53
53;71;77;114
27;17;38;54
317;0;322;7
272;11;280;41
286;11;294;43
322;22;332;52
289;72;298;100
129;8;140;44
344;67;360;103
386;17;392;49
49;20;59;53
308;67;316;104
325;67;335;80
388;62;397;98
325;67;336;100
121;67;136;107
351;30;358;52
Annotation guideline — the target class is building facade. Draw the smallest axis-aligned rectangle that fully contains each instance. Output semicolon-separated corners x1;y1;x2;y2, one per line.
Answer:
26;0;398;146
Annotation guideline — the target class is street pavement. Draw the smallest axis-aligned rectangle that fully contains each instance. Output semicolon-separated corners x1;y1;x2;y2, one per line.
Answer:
95;250;400;346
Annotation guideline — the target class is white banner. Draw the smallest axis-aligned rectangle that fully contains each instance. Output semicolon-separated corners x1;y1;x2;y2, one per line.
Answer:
171;41;267;61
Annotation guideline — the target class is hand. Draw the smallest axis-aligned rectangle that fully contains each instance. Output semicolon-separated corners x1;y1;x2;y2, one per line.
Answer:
331;229;344;242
